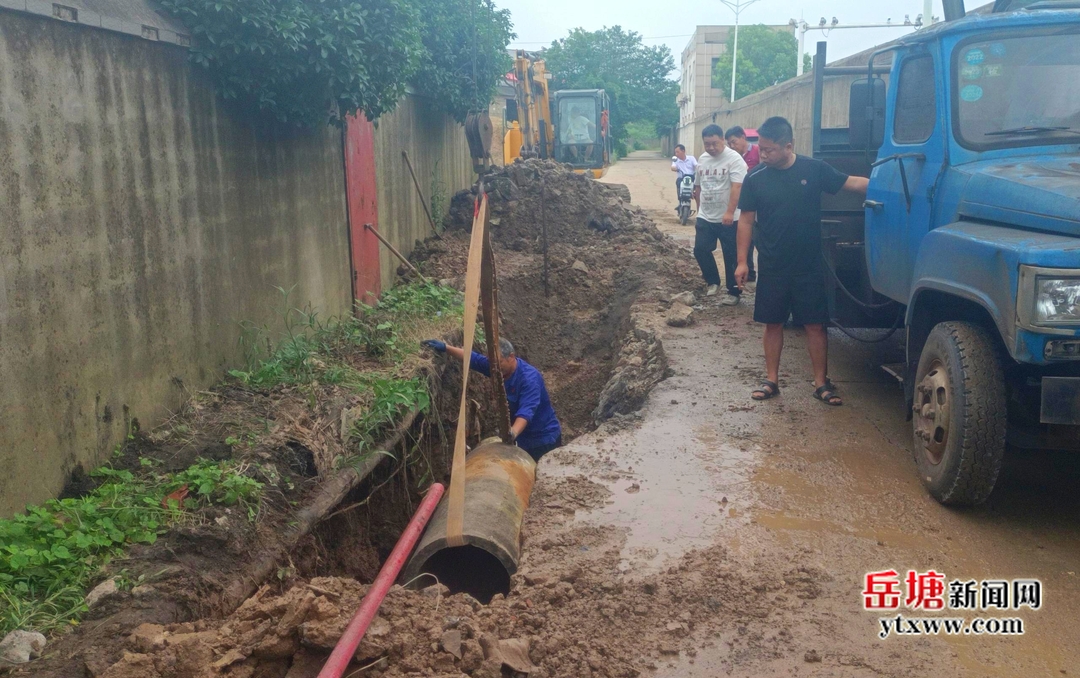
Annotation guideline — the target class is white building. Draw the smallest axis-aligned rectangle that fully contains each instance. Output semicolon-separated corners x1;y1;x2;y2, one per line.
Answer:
677;25;793;156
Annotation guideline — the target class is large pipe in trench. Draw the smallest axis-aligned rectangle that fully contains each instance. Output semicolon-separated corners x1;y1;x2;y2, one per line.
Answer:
403;441;536;602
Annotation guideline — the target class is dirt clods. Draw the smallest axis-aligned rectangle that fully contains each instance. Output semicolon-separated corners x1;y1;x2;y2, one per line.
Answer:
415;159;698;439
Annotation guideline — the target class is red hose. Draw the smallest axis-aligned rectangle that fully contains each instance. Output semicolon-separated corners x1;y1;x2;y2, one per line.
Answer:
316;483;446;678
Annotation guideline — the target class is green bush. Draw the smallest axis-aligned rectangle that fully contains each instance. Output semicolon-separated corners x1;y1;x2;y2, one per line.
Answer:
0;461;263;635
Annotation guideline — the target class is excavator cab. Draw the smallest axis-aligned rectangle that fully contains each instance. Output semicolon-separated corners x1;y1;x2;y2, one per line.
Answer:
552;90;611;178
501;51;612;177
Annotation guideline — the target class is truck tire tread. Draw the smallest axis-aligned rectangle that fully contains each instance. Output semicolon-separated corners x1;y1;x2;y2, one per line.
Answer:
933;321;1007;505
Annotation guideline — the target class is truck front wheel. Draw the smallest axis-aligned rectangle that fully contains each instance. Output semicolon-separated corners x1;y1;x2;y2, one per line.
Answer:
912;321;1006;506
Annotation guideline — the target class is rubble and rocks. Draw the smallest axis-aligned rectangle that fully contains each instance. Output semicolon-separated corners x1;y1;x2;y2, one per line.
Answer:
669;290;697;306
96;532;800;678
0;630;47;665
85;578;121;609
415;159;698;436
666;302;695;328
592;326;668;422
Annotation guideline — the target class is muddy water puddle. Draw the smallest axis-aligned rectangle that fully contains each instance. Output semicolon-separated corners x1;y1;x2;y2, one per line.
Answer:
542;359;764;574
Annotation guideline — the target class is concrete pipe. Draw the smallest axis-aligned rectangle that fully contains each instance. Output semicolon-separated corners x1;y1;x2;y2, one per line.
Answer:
403;441;536;603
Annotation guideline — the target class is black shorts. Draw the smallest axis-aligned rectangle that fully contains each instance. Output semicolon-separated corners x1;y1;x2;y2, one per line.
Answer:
753;272;829;325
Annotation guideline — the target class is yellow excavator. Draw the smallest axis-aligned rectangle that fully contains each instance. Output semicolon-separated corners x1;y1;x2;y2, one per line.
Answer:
502;51;612;178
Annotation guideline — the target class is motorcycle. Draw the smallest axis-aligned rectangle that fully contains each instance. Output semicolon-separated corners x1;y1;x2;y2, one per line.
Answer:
676;174;695;226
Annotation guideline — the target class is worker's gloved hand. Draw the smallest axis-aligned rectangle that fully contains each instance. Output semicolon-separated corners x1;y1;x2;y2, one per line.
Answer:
421;339;446;353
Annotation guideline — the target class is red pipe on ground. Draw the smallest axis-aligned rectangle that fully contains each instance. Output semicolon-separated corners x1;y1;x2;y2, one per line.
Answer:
316;483;446;678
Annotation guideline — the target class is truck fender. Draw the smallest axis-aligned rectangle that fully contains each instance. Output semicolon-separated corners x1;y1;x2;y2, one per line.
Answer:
905;224;1019;363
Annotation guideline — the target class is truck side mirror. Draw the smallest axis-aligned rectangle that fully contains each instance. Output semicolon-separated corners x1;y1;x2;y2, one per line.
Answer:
849;78;886;151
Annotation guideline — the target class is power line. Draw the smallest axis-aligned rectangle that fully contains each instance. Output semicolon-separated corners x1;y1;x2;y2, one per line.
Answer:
509;33;693;46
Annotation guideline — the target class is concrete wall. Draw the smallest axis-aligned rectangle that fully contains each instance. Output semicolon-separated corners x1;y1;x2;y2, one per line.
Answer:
372;95;473;290
681;49;893;157
0;9;353;514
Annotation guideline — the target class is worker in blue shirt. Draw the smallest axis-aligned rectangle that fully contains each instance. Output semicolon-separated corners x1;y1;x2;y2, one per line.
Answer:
421;337;563;462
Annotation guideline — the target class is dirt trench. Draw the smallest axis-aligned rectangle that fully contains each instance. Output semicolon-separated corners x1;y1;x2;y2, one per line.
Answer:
14;161;701;678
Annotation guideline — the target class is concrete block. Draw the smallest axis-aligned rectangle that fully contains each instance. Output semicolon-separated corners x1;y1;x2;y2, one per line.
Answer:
100;15;122;32
119;20;142;37
76;9;101;28
23;0;51;19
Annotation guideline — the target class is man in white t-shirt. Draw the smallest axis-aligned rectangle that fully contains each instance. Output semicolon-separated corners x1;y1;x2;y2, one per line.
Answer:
563;107;596;160
693;124;748;304
670;144;698;209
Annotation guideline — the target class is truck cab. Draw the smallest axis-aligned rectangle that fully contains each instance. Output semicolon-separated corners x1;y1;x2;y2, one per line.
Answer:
816;3;1080;505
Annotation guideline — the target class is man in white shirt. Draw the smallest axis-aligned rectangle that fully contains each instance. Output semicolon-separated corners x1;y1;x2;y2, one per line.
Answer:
693;124;748;304
670;144;698;209
563;107;595;160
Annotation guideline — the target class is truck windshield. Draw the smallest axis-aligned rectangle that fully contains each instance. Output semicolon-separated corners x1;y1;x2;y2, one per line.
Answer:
955;29;1080;149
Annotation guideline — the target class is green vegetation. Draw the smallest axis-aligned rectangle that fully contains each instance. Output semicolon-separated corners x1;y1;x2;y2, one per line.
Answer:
429;161;449;229
625;121;661;151
349;377;431;456
158;0;514;128
230;282;460;454
712;25;812;100
0;282;461;637
542;26;679;157
411;0;514;123
0;460;262;636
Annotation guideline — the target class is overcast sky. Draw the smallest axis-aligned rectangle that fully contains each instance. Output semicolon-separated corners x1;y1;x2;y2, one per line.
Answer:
497;0;956;75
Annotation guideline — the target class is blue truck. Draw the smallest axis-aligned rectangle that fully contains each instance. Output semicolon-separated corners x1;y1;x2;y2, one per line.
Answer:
813;0;1080;505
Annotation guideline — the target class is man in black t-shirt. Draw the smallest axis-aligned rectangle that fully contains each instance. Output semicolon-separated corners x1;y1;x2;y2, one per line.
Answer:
734;117;868;407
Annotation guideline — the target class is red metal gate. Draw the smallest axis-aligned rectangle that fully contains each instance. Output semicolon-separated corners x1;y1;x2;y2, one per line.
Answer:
344;112;381;306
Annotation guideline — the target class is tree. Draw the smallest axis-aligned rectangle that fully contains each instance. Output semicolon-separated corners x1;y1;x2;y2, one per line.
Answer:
160;0;515;128
160;0;423;127
711;25;810;100
542;26;679;156
412;0;514;123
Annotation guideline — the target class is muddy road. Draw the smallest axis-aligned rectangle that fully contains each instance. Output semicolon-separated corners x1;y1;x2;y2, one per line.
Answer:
583;152;1080;676
64;156;1080;678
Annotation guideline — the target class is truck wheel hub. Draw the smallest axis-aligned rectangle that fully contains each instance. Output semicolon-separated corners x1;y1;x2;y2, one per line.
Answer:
914;363;950;464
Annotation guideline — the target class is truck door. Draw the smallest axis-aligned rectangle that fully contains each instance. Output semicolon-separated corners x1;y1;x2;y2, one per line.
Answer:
866;52;944;303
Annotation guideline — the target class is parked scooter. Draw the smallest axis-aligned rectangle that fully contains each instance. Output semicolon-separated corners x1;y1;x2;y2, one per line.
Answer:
676;174;695;226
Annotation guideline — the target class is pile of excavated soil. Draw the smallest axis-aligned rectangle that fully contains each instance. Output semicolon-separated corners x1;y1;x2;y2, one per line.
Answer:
411;160;700;439
97;458;823;678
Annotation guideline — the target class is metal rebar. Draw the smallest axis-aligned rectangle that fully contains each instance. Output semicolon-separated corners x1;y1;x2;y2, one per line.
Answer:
541;179;549;297
364;223;430;284
402;151;440;237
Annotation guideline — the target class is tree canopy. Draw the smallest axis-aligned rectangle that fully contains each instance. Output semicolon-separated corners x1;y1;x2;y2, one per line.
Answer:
160;0;514;128
542;26;679;155
711;25;810;100
412;0;514;123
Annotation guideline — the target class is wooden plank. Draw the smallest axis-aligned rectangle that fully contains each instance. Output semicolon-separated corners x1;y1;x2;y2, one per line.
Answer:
446;193;489;547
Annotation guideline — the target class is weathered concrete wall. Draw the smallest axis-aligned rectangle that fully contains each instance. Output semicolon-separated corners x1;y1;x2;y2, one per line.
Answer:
0;10;352;514
372;95;473;289
679;51;892;157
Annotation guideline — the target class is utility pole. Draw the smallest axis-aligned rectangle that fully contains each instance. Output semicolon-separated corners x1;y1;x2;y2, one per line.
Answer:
719;0;763;103
792;15;924;77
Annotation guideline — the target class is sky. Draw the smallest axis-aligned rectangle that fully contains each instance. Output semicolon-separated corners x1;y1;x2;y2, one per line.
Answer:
496;0;957;76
